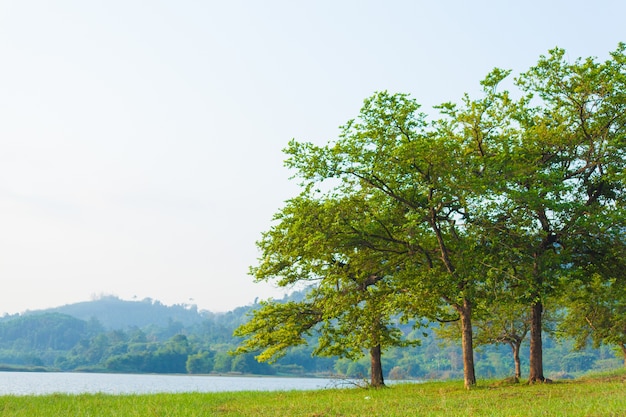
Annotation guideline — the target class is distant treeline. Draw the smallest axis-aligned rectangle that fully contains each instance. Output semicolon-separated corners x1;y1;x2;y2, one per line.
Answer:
0;295;620;379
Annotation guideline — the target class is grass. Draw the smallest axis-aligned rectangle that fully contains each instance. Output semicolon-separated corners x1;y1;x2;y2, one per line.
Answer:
0;371;625;416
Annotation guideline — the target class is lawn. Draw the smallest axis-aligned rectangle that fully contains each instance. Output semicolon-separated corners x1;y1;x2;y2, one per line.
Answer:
0;371;624;416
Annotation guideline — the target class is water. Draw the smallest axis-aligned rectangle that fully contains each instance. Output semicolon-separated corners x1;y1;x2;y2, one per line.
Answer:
0;372;346;396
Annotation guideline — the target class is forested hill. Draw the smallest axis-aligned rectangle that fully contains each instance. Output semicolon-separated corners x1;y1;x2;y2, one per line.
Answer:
37;295;210;329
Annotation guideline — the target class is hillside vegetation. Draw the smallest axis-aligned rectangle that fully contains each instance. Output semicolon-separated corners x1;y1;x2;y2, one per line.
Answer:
0;295;621;380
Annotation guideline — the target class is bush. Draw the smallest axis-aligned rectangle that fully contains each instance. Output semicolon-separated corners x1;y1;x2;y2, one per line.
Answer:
186;351;214;374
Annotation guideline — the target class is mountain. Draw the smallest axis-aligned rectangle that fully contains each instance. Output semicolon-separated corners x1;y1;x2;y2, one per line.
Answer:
26;295;211;330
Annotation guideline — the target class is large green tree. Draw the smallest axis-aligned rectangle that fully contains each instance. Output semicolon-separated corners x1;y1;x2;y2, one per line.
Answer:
283;83;515;388
486;44;626;382
234;195;418;387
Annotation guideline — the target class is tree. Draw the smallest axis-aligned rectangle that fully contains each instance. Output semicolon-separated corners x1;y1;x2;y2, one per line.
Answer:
423;71;522;387
151;334;192;373
238;77;521;389
488;44;626;382
313;266;408;387
559;234;626;366
235;195;419;387
186;351;214;374
285;81;520;388
438;299;530;380
556;153;626;363
212;351;233;373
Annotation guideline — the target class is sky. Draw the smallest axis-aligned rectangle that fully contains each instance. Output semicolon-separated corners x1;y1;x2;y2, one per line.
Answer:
0;1;624;315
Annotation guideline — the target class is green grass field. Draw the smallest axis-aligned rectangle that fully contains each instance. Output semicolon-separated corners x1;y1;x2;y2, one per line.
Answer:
1;371;624;416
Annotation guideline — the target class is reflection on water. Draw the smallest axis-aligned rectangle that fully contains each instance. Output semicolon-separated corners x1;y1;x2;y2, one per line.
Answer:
0;372;349;395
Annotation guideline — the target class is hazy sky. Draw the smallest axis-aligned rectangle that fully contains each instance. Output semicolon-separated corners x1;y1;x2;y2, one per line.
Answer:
0;1;624;314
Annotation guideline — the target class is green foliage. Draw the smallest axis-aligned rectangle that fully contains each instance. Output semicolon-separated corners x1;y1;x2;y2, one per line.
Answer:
233;300;320;362
0;350;44;367
101;334;192;374
186;351;214;374
561;352;596;373
212;351;233;373
231;353;276;375
0;313;93;351
559;272;626;357
237;187;425;387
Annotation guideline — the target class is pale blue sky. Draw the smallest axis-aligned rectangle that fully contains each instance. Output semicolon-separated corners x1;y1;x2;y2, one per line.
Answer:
0;1;624;314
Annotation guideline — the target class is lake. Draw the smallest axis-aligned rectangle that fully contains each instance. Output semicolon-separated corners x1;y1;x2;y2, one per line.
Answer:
0;372;353;396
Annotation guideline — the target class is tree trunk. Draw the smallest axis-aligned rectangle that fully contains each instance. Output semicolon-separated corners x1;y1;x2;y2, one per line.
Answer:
369;344;385;388
621;344;626;368
528;300;545;383
511;341;521;379
458;297;476;389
